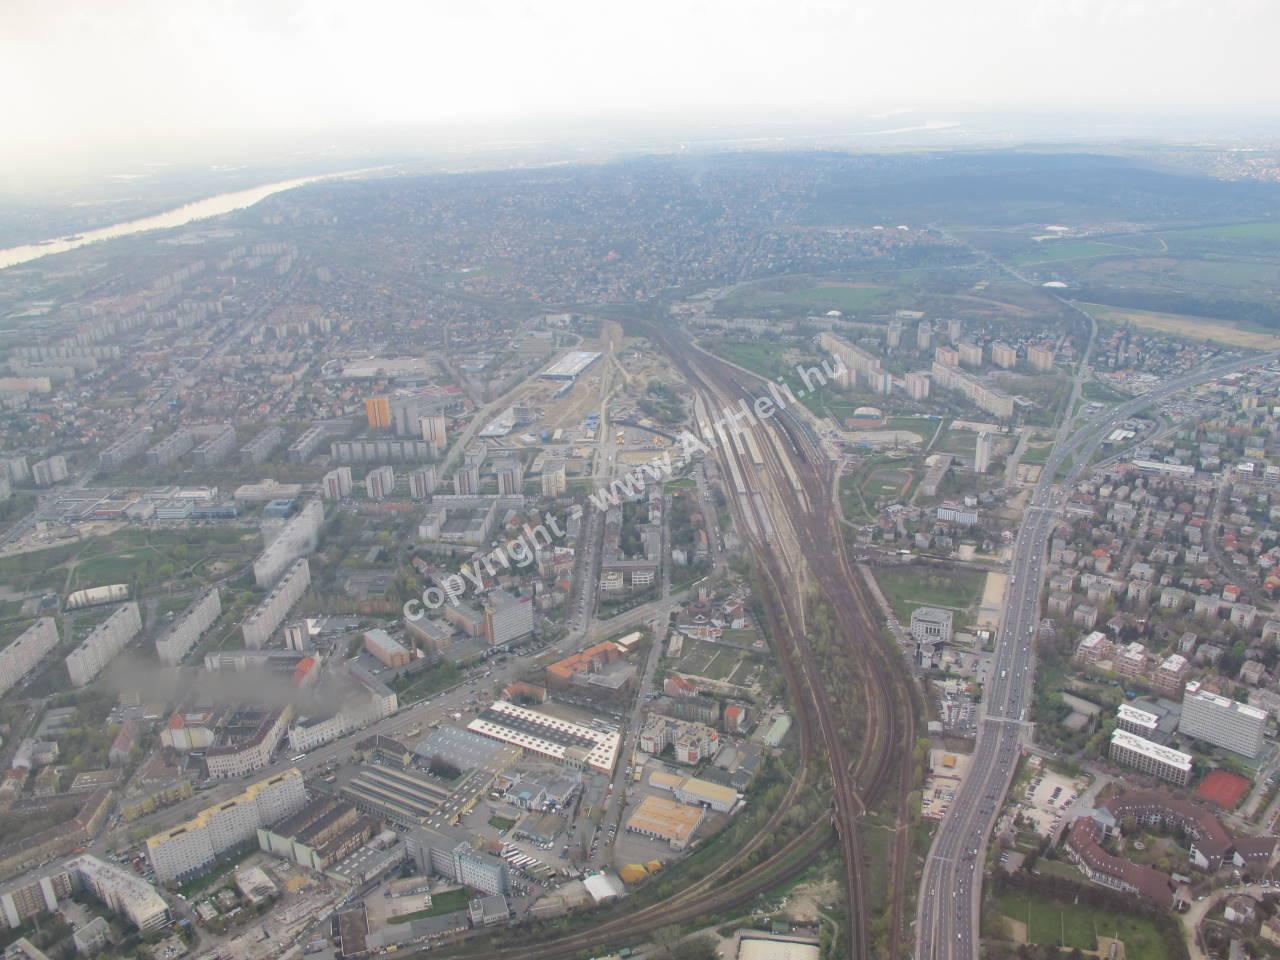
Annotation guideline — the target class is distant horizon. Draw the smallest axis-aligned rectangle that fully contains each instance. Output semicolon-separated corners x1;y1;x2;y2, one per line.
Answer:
5;0;1280;191
6;106;1280;200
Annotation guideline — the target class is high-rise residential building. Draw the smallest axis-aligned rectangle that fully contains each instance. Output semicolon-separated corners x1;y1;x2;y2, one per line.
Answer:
541;459;567;497
916;320;932;352
886;319;903;349
146;429;194;467
454;464;480;495
419;413;448;448
253;500;323;588
323;466;353;500
66;602;142;687
991;342;1017;369
947;317;962;344
0;618;60;698
0;472;10;502
2;456;30;486
930;362;1015;419
1028;344;1056;372
408;467;436;500
365;396;392;430
935;345;960;367
495;458;523;495
818;332;882;391
1179;681;1267;758
958;341;983;367
483;589;534;647
190;424;237;466
239;426;286;465
974;431;993;474
1;856;169;935
99;428;150;469
31;455;68;487
1108;730;1193;786
242;559;311;648
365;465;396;500
145;769;307;883
904;371;930;400
67;856;170;932
155;589;222;666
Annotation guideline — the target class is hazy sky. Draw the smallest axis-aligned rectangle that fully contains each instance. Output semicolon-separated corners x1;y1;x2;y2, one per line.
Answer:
4;0;1278;179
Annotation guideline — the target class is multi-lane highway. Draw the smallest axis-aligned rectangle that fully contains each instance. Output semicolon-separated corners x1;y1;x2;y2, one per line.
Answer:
918;349;1280;960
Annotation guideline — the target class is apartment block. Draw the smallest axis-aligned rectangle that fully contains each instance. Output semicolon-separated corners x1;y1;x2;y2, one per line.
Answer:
541;459;567;497
239;426;286;464
145;769;307;883
991;342;1017;369
252;500;323;588
930;361;1015;419
365;465;396;500
146;428;194;467
190;424;237;466
419;413;448;448
322;466;353;500
1109;729;1193;787
408;467;437;500
1028;344;1055;372
904;371;930;400
66;602;142;687
98;428;150;469
0;618;59;698
31;456;68;487
484;589;534;647
242;559;311;649
155;589;222;666
958;340;983;367
1180;681;1267;758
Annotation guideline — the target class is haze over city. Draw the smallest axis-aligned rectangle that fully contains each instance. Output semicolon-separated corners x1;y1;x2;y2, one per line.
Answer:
5;0;1280;189
1;4;1280;960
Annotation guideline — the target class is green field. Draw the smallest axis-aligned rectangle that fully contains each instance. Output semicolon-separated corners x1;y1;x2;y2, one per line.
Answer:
1081;379;1128;404
1008;239;1137;266
719;280;891;315
873;566;985;630
993;890;1167;960
388;886;471;923
886;416;943;447
672;637;758;686
1159;220;1280;245
936;428;978;457
700;339;830;414
1021;442;1054;466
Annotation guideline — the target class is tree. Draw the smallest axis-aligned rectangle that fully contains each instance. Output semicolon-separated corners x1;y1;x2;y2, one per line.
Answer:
673;935;717;960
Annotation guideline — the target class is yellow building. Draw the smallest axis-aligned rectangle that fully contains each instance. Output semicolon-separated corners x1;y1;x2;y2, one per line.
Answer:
624;795;704;850
365;396;391;430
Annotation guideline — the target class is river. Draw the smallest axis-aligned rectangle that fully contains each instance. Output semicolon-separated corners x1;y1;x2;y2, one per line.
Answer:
0;168;377;271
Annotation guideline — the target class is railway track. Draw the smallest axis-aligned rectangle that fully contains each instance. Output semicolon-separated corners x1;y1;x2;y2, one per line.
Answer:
434;314;917;960
436;521;830;960
648;322;919;959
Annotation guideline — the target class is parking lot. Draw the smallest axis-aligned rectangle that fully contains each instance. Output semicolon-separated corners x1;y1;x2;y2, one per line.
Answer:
1017;767;1089;837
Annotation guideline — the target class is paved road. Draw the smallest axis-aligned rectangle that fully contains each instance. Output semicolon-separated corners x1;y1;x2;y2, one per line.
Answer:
917;348;1280;960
